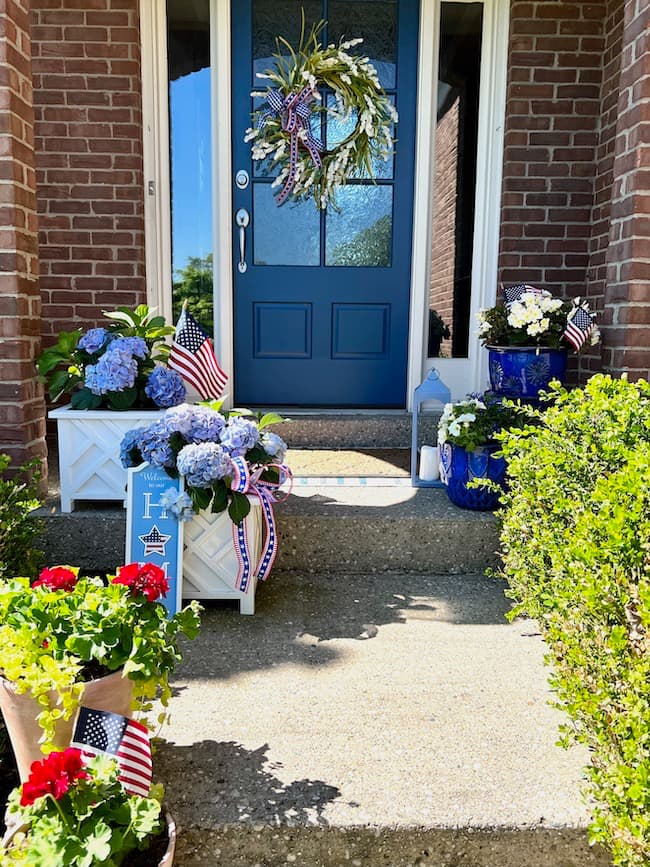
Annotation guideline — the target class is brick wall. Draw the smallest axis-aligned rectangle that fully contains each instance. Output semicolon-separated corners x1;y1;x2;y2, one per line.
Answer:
429;97;459;356
498;0;606;301
31;0;146;345
0;0;47;469
580;0;624;377
602;0;650;379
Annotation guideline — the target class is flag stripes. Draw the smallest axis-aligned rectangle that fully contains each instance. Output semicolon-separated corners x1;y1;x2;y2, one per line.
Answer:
169;307;228;400
503;283;545;304
563;304;595;351
71;707;152;798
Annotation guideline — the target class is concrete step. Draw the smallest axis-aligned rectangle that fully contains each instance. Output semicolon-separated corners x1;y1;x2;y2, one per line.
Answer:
37;484;499;576
155;571;611;867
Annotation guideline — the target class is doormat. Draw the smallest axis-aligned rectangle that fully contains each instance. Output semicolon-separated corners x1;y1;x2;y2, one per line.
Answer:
293;477;443;488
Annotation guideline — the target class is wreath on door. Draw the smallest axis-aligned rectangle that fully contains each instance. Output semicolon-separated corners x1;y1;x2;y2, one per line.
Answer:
245;19;398;210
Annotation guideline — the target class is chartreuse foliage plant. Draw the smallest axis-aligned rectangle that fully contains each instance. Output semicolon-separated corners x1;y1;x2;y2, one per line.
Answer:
496;374;650;867
0;565;201;752
1;751;163;866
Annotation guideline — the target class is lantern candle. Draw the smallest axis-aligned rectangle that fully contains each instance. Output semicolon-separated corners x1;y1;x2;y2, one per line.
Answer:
419;445;439;481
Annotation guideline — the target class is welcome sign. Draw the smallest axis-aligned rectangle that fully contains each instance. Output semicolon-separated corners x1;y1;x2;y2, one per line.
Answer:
125;463;184;616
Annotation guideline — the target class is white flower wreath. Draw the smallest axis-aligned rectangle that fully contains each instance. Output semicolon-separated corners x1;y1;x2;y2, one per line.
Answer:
245;20;398;209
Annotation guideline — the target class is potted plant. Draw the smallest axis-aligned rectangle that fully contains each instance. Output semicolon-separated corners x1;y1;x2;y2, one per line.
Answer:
477;288;601;401
0;750;175;866
121;403;290;612
437;395;531;510
38;306;186;511
0;563;201;780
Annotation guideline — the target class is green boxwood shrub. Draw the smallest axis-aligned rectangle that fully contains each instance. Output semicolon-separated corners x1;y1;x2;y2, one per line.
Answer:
496;374;649;867
0;454;43;581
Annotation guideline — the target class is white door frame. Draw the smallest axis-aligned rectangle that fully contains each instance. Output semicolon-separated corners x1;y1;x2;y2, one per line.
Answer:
140;0;510;409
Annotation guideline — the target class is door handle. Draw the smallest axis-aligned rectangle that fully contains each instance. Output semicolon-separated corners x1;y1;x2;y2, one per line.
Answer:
235;208;250;273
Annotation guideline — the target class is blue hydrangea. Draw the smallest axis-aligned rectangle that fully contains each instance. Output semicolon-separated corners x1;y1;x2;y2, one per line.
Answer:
163;404;226;443
159;487;195;521
177;442;233;488
78;327;110;354
137;420;174;468
84;344;138;395
220;417;260;457
261;431;287;463
145;366;186;408
120;426;146;468
114;336;149;359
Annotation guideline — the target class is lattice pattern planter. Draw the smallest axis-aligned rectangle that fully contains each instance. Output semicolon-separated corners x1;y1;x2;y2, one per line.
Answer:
183;498;263;615
50;405;164;512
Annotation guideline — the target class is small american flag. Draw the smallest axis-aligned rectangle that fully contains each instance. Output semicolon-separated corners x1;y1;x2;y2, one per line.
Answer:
169;306;228;400
503;283;545;304
71;707;152;798
563;302;595;351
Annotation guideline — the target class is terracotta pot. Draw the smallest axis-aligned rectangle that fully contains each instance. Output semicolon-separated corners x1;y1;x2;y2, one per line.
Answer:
159;812;176;867
0;669;135;781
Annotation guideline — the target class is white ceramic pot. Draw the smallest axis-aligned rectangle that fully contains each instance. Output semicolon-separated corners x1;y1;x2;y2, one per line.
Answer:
49;405;164;512
183;497;263;615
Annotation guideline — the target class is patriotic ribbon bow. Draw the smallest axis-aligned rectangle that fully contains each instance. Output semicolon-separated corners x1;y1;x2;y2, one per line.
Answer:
229;456;293;593
259;85;323;205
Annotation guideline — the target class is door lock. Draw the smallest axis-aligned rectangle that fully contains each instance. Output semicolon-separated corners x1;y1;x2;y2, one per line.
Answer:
235;170;250;190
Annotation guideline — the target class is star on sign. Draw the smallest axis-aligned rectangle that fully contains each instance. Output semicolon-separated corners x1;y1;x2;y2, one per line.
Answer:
138;524;172;557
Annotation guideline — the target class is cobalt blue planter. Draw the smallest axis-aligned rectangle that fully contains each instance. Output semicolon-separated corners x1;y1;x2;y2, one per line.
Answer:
487;346;567;402
439;443;506;511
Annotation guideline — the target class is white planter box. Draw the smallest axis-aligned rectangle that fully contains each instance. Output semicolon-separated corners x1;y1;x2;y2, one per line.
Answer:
183;498;263;615
50;405;164;512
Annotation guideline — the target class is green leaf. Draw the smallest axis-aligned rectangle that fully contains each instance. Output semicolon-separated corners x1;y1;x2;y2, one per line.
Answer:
189;486;212;512
70;388;103;410
48;370;75;401
258;411;286;429
106;387;138;410
228;491;251;524
211;482;228;513
102;310;137;326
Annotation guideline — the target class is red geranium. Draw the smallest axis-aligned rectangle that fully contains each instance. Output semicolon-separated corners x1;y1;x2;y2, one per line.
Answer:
112;562;169;602
32;566;78;592
20;748;88;807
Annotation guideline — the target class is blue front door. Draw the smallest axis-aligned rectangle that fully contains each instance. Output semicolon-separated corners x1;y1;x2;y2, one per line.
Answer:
232;0;418;407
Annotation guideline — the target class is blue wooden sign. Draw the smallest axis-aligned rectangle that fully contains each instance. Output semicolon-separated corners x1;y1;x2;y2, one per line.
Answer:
125;463;184;616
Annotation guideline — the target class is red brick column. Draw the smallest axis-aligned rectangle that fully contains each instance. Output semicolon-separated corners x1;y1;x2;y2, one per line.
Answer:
603;0;650;380
498;0;607;298
0;0;47;471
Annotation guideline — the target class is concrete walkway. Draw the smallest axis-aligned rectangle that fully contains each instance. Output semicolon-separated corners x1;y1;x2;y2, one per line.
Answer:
156;571;611;867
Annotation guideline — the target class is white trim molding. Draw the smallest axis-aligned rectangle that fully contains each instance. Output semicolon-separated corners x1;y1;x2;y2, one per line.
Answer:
212;0;234;409
140;0;173;324
415;0;511;403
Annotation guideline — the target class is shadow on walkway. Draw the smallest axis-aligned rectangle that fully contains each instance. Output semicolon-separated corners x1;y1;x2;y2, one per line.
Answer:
155;739;342;829
177;572;513;682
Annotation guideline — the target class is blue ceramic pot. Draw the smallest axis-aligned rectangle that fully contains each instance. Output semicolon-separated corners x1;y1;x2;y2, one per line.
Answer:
487;346;567;402
439;442;506;511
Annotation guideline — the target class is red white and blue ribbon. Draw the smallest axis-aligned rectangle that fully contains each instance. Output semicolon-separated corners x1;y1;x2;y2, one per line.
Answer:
229;458;293;593
259;85;323;205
